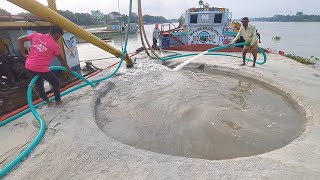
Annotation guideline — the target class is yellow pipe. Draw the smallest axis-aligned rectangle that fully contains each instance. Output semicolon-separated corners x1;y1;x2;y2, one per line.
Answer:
47;0;66;61
8;0;133;66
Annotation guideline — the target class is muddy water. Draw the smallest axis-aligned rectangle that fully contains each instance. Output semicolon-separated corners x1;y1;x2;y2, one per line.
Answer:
95;65;305;160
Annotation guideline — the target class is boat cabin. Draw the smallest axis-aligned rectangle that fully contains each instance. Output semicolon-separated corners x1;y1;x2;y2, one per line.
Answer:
160;1;240;51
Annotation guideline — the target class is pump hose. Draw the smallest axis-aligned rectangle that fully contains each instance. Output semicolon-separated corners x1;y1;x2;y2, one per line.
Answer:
160;43;267;65
137;0;159;59
0;0;133;177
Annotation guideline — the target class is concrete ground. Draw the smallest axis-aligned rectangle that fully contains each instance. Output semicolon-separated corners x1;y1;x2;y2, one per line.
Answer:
1;52;320;179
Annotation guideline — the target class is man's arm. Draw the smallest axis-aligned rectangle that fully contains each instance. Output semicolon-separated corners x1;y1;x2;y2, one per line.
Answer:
251;26;258;46
230;29;242;45
152;30;156;38
17;35;30;58
56;55;70;70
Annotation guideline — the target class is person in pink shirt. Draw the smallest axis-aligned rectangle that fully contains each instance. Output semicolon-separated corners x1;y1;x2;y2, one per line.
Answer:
18;25;70;106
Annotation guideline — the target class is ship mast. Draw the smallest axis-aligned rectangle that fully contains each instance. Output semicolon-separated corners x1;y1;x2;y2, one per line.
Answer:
199;0;204;8
199;0;210;8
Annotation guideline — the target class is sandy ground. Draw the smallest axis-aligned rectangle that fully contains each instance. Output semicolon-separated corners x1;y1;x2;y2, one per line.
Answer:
1;52;320;179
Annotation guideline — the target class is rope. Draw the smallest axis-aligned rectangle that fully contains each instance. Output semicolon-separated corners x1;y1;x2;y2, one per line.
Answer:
137;0;161;59
118;0;123;49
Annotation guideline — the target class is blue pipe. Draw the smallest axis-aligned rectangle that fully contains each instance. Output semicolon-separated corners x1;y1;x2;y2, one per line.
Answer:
0;0;133;177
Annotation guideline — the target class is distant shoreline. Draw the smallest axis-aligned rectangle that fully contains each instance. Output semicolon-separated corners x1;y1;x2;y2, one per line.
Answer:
244;21;320;23
251;20;320;22
235;13;320;23
234;20;320;23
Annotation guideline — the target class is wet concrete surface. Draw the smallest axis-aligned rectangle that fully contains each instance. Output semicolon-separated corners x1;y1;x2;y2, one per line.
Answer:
95;65;306;160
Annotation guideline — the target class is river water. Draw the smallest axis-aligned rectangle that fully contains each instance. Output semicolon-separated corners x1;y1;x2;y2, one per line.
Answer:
254;22;320;59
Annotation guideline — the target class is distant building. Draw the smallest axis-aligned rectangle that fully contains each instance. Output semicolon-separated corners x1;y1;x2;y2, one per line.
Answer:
91;10;105;23
108;12;122;20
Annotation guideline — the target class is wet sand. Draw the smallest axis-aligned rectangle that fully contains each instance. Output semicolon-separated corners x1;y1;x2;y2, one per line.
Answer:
95;66;305;160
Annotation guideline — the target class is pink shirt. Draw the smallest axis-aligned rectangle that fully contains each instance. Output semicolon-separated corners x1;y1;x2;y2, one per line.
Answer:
25;33;61;72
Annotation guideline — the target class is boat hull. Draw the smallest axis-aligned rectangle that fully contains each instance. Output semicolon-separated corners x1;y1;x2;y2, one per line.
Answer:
163;44;244;52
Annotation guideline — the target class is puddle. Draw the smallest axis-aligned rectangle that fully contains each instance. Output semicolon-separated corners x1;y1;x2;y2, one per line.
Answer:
95;66;305;160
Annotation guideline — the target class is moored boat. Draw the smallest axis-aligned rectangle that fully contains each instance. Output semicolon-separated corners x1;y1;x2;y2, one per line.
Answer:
159;1;246;52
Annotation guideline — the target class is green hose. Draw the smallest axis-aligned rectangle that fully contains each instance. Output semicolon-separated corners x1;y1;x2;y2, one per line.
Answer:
158;42;267;65
0;67;95;177
0;68;95;127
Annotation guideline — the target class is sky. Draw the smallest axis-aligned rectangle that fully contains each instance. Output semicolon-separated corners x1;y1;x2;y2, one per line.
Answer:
1;0;320;19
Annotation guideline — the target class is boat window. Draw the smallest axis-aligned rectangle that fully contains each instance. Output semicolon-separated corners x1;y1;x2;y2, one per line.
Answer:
214;14;223;23
190;14;198;24
198;14;215;24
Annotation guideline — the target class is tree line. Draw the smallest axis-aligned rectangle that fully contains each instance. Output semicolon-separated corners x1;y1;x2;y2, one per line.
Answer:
251;12;320;22
124;15;171;24
0;8;171;25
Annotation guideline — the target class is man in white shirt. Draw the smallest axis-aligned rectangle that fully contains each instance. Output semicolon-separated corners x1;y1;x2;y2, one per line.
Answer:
152;23;160;49
230;17;259;67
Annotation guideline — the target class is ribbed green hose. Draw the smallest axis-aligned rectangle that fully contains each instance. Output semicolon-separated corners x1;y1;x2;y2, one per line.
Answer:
0;68;95;127
0;67;95;177
158;42;267;65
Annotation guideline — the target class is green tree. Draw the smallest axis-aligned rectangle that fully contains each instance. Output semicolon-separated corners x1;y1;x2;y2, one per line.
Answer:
17;12;33;16
296;12;303;16
75;13;95;25
58;10;77;24
142;15;168;24
0;8;11;15
58;10;97;25
122;15;138;23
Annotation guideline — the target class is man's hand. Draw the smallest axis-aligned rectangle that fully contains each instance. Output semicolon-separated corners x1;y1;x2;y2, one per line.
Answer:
63;65;72;80
22;53;29;58
63;65;72;79
18;35;30;58
64;64;72;71
56;55;71;71
57;55;72;80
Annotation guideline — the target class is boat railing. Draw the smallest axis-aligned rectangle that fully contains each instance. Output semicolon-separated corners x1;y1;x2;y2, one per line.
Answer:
160;23;191;45
0;15;43;22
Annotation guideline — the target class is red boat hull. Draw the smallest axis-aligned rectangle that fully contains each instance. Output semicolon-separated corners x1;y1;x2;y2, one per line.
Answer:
163;44;271;53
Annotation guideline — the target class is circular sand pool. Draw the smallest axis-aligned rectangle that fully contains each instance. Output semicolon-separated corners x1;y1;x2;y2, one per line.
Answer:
95;66;305;160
